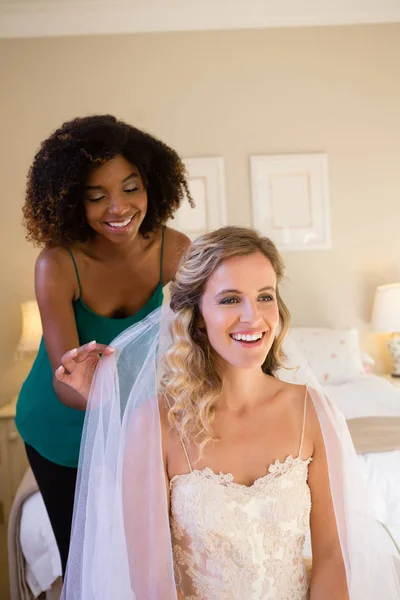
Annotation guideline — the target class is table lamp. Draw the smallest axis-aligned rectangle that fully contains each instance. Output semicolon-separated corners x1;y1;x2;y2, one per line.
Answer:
371;283;400;378
16;300;42;357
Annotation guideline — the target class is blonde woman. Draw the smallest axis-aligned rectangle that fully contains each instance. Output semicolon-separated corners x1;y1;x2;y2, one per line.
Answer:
58;227;399;600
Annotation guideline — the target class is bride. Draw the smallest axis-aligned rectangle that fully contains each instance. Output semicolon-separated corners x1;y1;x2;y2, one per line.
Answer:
57;227;399;599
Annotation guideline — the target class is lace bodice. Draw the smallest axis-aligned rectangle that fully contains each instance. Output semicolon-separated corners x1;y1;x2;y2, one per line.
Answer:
170;454;312;600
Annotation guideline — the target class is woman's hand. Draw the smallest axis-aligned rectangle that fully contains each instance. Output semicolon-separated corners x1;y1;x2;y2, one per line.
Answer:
55;341;115;402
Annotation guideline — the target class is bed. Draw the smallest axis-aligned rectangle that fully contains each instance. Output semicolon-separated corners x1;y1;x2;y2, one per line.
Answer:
8;468;62;600
291;327;400;551
8;327;400;598
325;375;400;549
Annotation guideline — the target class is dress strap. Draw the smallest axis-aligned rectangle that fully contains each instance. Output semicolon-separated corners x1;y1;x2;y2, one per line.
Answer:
164;395;193;473
298;387;308;457
67;249;82;297
159;227;166;285
178;437;193;473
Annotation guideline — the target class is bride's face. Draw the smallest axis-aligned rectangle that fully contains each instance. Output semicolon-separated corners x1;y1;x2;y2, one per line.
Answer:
199;252;280;370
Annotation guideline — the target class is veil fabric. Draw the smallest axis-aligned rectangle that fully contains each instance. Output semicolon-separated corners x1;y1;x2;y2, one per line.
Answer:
61;306;400;600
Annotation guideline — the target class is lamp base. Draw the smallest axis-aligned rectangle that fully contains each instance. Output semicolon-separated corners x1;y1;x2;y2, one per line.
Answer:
388;333;400;378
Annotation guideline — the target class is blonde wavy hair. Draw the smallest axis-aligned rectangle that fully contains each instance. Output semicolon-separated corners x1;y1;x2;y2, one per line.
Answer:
160;226;291;451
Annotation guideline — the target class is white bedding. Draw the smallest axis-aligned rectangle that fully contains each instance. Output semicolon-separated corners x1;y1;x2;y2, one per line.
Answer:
20;491;61;596
325;374;400;419
325;374;400;548
19;374;400;593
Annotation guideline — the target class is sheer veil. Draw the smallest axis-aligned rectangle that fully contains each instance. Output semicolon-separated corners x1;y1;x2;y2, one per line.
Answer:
61;305;400;600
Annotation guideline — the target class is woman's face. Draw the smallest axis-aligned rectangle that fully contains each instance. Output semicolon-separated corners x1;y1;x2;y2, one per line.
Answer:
84;154;148;244
200;252;280;371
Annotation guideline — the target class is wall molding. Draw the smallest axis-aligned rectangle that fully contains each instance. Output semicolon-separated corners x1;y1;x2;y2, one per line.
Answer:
1;0;400;39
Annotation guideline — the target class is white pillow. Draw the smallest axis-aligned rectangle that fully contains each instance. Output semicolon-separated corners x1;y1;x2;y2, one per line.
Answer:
360;351;375;373
289;328;365;385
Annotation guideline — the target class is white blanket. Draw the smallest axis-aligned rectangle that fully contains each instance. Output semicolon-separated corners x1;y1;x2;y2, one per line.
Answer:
325;374;400;419
20;492;61;596
325;374;400;549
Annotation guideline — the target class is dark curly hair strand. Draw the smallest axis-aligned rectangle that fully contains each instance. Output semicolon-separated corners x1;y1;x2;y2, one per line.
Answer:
23;115;193;247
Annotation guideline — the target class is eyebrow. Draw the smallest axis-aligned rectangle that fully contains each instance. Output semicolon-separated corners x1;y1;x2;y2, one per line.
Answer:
216;285;276;297
85;172;139;190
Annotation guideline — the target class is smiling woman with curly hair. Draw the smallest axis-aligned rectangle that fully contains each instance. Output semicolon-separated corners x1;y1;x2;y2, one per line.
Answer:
16;114;192;575
23;115;192;247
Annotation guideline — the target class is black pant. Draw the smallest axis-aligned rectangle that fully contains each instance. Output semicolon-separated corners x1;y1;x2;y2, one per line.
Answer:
25;444;77;576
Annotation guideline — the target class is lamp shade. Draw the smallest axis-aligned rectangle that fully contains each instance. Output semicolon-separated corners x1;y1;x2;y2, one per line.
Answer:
371;283;400;333
17;300;42;354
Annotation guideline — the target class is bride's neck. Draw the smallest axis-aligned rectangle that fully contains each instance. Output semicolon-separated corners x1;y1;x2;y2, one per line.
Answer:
217;366;268;412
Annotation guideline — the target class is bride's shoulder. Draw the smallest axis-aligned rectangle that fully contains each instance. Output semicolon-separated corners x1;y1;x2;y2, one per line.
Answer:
158;395;178;436
270;377;306;401
158;395;170;423
270;378;318;418
270;380;320;445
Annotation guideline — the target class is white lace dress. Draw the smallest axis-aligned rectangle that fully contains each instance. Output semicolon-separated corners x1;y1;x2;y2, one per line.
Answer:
169;398;312;599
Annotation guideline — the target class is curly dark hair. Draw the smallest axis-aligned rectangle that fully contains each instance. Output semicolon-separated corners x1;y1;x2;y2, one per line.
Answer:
23;115;194;247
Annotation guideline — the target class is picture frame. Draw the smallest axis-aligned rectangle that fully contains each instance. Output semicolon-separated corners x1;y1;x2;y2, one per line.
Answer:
171;157;227;240
250;153;331;250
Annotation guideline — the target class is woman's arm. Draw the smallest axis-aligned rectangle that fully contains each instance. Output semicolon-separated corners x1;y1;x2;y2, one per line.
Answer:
307;396;350;600
35;248;89;409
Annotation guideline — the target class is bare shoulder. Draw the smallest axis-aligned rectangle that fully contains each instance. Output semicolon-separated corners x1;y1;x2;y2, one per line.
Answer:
158;394;176;461
36;246;72;271
270;377;312;420
271;377;306;403
272;379;319;457
303;387;327;446
158;395;170;426
276;380;324;447
162;227;191;284
35;246;78;298
164;226;191;251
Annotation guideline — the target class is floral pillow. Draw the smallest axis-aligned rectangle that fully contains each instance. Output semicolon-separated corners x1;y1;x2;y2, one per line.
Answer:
289;328;366;385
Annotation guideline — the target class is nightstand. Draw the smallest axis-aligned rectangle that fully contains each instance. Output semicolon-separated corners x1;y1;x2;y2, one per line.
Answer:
0;397;28;525
380;374;400;389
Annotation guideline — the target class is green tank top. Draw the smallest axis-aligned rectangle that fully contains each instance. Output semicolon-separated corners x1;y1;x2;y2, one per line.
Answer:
16;230;165;467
